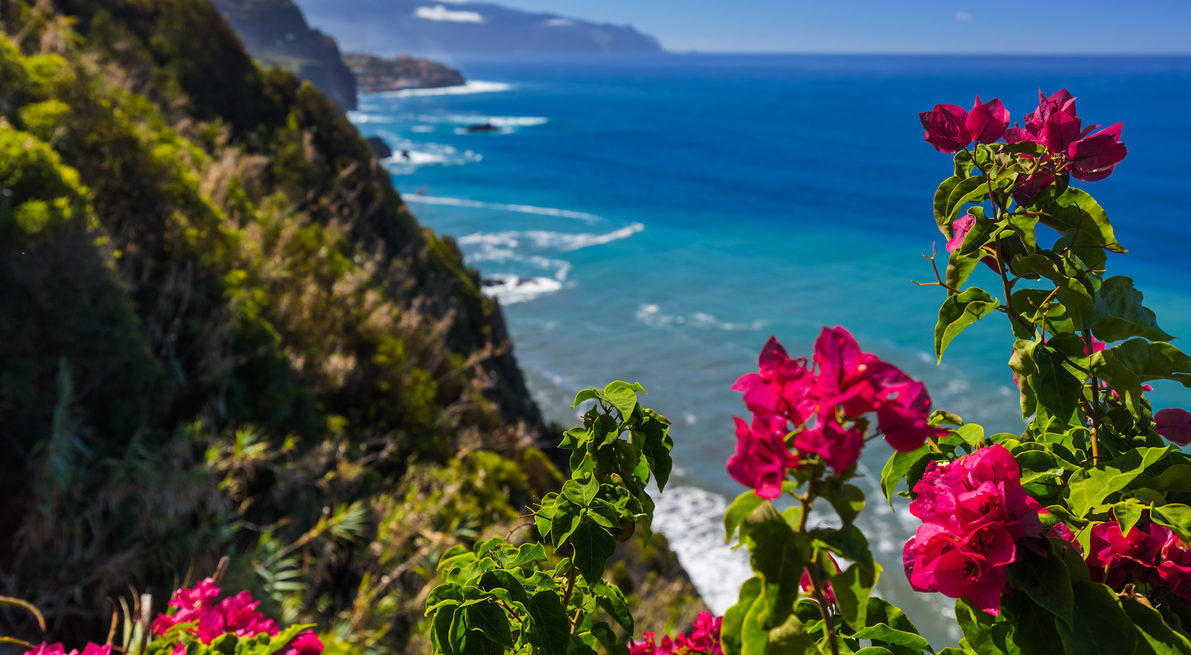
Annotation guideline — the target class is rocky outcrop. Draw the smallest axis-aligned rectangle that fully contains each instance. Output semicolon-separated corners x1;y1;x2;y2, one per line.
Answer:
210;0;358;110
345;53;465;93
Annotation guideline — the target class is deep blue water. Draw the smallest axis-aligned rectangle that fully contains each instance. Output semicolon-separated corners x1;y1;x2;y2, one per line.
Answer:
349;54;1191;643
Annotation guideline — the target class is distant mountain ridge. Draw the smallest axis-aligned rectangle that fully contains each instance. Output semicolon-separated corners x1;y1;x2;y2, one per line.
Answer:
210;0;358;109
292;0;664;56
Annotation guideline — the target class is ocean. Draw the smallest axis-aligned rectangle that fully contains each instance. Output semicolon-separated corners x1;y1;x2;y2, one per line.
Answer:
348;54;1191;644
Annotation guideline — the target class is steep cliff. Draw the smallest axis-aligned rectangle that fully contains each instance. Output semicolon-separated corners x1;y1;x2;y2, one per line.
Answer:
0;1;702;651
210;0;357;110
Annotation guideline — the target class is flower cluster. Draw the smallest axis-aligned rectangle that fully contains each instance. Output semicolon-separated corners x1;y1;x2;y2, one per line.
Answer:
921;89;1127;195
728;328;943;498
151;578;322;655
23;644;110;655
1088;518;1191;602
902;445;1044;615
629;611;723;655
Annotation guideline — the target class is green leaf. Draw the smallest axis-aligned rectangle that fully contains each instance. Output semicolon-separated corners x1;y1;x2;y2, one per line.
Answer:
954;598;1011;655
945;176;989;225
592;580;633;634
590;621;630;655
1114;500;1147;537
722;577;763;655
1066;447;1171;516
880;445;931;506
725;491;766;543
524;591;570;654
741;504;810;629
511;543;547;569
855;649;896;655
603;380;646;419
766;612;816;654
550;498;582;547
830;561;880;631
572;388;600;408
1101;339;1191;388
464;601;513;648
935;287;1000;363
850;624;932;653
1041;186;1126;253
1093;276;1173;342
824;482;866;525
1030;341;1085;421
1055;582;1136;655
934;175;963;234
1122;597;1191;655
570;520;617;583
1153;504;1191;542
638;407;674;491
562;478;597;508
432;603;462;655
1091;348;1145;418
1006;541;1074;626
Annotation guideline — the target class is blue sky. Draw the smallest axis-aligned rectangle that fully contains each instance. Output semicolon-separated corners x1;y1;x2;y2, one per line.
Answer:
471;0;1191;53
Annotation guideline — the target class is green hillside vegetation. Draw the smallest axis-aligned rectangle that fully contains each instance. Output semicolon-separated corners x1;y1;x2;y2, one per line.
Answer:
0;1;703;652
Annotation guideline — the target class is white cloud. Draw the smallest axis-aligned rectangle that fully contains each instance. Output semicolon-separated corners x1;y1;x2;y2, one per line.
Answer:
544;18;575;27
414;5;485;22
955;11;973;21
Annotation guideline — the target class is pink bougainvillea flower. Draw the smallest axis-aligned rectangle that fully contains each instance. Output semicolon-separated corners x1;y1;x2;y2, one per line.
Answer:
1022;89;1078;138
903;445;1043;615
1012;170;1054;207
727;414;797;499
283;631;324;655
732;336;815;424
793;416;864;474
1088;519;1171;588
23;645;110;655
799;554;839;604
1040;110;1083;153
903;523;1010;615
686;612;723;653
152;579;283;645
1068;123;1127;181
920;104;972;153
219;591;279;639
966;96;1009;144
629;613;723;655
877;399;942;453
1156;408;1191;446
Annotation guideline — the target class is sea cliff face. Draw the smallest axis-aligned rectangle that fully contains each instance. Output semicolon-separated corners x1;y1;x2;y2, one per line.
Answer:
0;0;701;650
210;0;358;110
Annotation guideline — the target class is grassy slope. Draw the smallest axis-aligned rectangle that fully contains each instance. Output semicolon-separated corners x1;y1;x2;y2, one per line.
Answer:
0;1;704;652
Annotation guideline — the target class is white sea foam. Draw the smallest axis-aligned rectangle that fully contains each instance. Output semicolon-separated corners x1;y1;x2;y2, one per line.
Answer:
459;224;643;253
480;274;562;305
416;114;548;127
404;195;600;222
410;125;435;133
378;81;510;98
651;485;751;614
636;304;766;332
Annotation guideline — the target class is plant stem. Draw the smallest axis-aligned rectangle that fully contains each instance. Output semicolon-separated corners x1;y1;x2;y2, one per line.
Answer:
1083;328;1104;464
806;564;841;655
796;480;840;655
561;544;580;634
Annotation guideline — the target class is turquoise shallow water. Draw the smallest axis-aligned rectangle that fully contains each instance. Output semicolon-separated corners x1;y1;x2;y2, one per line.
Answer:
350;54;1191;644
